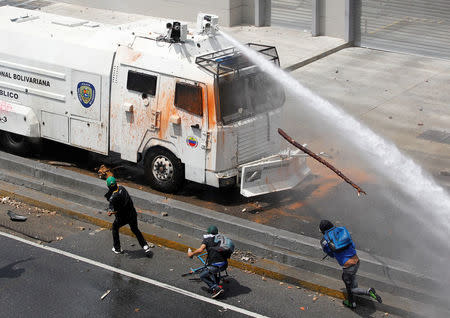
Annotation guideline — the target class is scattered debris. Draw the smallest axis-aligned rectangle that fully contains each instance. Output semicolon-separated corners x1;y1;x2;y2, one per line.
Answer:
313;296;319;302
296;286;300;289
440;170;450;177
161;212;168;217
56;236;64;241
2;196;9;204
262;277;266;281
96;164;115;180
300;307;305;311
278;128;367;196
170;269;174;271
100;290;111;300
241;208;247;213
287;286;293;289
232;250;256;263
135;308;140;313
47;161;75;167
7;210;27;222
418;122;424;126
177;233;182;238
384;313;389;316
148;243;155;248
279;282;284;285
78;226;85;231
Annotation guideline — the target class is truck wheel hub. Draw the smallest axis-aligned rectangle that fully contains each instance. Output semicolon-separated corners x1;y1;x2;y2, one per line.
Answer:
152;156;173;181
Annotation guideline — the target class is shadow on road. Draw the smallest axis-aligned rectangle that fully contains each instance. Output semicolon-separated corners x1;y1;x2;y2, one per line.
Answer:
0;257;33;279
125;249;153;259
220;278;252;299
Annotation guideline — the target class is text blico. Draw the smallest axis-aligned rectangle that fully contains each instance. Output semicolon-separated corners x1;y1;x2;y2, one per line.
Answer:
0;89;18;99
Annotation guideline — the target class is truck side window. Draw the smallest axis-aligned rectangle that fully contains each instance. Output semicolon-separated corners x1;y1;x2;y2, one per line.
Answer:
174;82;203;116
127;71;157;96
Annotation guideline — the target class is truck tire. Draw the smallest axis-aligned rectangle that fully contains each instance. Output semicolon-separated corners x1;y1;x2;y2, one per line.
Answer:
144;147;184;193
0;131;33;156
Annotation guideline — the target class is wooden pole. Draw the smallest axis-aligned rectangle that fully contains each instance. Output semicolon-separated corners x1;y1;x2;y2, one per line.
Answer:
278;128;366;196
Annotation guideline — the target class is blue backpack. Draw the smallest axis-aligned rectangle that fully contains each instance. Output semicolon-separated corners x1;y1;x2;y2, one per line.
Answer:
323;227;353;252
213;234;235;258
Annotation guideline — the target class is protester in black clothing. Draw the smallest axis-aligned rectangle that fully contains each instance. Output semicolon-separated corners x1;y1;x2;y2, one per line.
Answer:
187;225;227;298
105;176;151;255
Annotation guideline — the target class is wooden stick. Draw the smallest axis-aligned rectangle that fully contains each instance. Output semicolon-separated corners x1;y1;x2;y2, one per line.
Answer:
278;128;366;196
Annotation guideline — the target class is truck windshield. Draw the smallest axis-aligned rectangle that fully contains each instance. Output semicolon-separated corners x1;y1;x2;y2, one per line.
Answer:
219;71;285;124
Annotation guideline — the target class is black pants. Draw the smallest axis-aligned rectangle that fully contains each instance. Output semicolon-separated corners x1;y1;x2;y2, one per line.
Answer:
112;214;146;250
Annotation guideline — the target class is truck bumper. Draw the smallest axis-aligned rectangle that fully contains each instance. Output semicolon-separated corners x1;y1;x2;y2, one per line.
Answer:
0;103;39;137
239;150;310;197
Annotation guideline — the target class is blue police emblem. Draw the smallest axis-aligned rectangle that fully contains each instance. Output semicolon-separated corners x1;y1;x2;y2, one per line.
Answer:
77;82;96;108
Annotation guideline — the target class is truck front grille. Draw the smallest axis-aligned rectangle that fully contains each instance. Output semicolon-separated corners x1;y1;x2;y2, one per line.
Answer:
236;116;271;164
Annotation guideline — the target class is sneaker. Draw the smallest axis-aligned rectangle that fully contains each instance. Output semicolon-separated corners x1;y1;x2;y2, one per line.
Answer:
368;288;382;303
112;247;123;254
211;288;224;299
343;299;356;309
143;245;151;254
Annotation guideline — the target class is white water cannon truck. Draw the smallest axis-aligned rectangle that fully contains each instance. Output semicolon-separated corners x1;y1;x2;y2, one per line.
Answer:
0;6;310;196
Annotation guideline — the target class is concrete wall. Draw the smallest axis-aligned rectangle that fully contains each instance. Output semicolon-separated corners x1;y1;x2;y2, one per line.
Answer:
59;0;235;26
59;0;269;27
318;0;346;38
58;0;347;36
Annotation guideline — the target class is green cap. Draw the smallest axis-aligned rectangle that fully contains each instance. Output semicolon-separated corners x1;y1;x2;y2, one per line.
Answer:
207;225;218;235
106;176;117;188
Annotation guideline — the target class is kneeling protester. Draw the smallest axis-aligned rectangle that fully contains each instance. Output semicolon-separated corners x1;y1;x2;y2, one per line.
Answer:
187;225;234;298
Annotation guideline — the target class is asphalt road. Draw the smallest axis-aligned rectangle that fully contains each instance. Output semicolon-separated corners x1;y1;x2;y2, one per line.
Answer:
0;201;396;318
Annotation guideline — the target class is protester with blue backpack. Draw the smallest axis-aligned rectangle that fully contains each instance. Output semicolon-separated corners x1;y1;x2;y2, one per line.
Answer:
319;220;382;308
187;225;234;299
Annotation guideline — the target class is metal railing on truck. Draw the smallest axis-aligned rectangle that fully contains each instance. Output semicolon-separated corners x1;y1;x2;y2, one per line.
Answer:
195;43;279;77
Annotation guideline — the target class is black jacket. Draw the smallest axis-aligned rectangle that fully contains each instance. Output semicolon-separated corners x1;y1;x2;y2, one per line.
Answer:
202;234;226;265
105;185;136;218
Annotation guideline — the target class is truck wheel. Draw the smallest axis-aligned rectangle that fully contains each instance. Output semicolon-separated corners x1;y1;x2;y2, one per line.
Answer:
144;147;184;193
0;131;32;156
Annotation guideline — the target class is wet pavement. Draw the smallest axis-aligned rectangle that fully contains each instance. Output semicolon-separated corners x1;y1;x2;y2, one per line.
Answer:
0;199;398;318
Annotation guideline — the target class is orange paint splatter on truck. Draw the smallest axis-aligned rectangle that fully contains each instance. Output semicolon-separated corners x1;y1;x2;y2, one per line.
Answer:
206;85;217;128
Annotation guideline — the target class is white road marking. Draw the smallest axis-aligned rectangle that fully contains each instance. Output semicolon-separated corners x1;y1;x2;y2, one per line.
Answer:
0;231;269;318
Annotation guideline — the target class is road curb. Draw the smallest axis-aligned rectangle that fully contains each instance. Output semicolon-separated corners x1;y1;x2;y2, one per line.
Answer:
283;42;352;72
0;186;434;318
